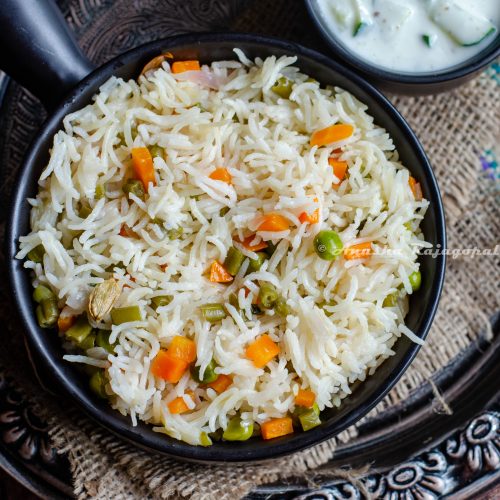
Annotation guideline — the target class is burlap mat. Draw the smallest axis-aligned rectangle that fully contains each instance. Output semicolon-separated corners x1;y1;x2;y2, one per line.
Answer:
0;1;498;498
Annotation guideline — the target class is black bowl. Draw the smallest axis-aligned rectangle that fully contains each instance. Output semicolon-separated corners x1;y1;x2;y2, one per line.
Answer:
7;33;446;463
305;0;500;95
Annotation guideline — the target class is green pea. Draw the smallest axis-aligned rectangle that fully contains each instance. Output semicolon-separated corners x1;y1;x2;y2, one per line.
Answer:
79;332;96;351
123;179;145;200
298;403;322;431
247;252;266;273
65;316;92;344
95;183;105;200
36;299;59;328
258;283;279;309
149;145;165;159
151;295;173;310
409;271;421;291
111;306;142;325
27;245;45;263
191;358;218;383
199;432;212;447
271;77;293;99
79;203;93;219
383;293;398;307
274;296;289;317
33;285;55;303
89;370;108;399
96;330;115;354
223;246;245;276
200;303;227;323
222;416;254;441
313;230;343;261
168;227;183;240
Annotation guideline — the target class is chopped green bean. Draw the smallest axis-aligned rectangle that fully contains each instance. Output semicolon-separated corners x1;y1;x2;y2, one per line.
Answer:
219;206;230;217
151;295;172;309
247;252;266;273
200;303;227;323
271;77;293;99
65;316;92;344
33;285;55;303
123;179;145;200
223;416;254;441
111;305;142;325
168;227;183;240
89;370;107;399
199;432;212;447
95;183;105;200
96;330;115;354
79;332;96;351
409;271;422;291
27;245;45;263
36;299;59;328
191;358;218;383
298;403;322;431
149;145;165;158
383;293;398;307
274;296;289;317
228;293;239;309
223;247;245;276
258;283;279;309
313;230;343;261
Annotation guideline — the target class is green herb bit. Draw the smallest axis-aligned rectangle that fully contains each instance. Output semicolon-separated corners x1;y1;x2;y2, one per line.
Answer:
200;303;227;323
271;77;293;99
223;246;245;276
219;206;230;217
95;183;105;200
191;358;218;384
111;305;142;325
168;227;183;240
222;416;254;441
27;245;45;263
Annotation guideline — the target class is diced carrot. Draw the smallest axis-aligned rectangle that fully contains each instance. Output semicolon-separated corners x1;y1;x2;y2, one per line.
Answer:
209;261;233;283
168;336;197;364
151;350;188;383
239;235;268;252
310;124;354;147
167;391;194;414
299;197;319;224
261;417;294;440
172;60;201;73
246;334;280;368
209;168;232;184
131;147;156;192
207;374;233;393
258;214;291;232
409;176;423;201
344;242;372;261
119;225;138;238
329;158;348;186
57;315;76;333
295;389;316;408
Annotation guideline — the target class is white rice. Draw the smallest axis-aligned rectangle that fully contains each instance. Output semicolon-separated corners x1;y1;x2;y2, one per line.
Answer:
17;51;429;445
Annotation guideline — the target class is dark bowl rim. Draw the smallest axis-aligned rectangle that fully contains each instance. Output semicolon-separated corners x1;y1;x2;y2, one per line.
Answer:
6;31;446;463
304;0;500;86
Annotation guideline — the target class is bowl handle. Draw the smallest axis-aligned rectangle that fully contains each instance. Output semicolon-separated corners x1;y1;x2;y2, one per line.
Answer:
0;0;95;110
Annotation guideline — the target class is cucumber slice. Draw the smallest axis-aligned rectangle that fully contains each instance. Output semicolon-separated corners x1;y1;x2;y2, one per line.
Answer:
422;33;438;47
352;0;373;36
430;0;496;46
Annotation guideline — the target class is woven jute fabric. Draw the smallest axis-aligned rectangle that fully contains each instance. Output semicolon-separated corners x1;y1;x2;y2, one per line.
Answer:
0;1;498;498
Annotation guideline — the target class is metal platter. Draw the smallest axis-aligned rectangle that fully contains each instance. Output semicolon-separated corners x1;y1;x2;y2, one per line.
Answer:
0;0;498;497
